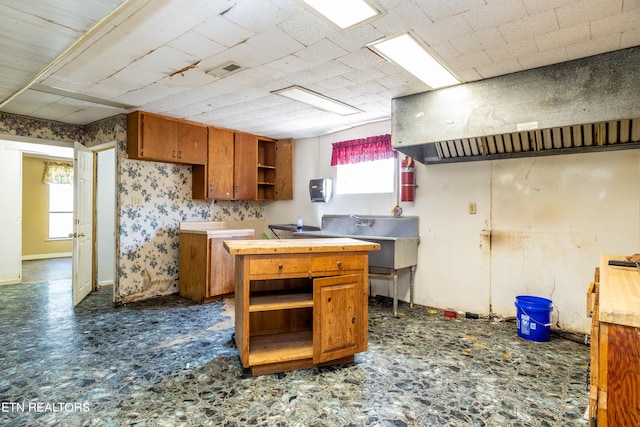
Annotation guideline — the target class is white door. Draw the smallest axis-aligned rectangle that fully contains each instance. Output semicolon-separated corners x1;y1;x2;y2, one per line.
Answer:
72;142;93;305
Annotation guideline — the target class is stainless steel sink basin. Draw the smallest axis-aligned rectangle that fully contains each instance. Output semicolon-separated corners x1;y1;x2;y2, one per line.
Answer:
294;215;420;317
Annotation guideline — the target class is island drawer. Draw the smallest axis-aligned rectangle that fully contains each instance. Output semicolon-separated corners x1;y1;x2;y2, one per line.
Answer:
249;256;310;276
311;254;365;273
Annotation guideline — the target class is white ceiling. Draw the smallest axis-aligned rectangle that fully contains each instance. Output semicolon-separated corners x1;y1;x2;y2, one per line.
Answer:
1;0;639;139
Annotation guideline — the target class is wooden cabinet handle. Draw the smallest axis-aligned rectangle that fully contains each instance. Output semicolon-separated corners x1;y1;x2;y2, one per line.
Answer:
352;317;356;324
172;149;176;158
336;261;342;268
178;150;182;159
277;264;283;270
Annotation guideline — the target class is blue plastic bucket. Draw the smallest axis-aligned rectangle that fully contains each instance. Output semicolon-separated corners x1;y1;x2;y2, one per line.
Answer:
514;296;553;342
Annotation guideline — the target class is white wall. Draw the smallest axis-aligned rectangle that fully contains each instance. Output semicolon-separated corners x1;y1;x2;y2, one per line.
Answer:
263;120;640;333
96;148;116;286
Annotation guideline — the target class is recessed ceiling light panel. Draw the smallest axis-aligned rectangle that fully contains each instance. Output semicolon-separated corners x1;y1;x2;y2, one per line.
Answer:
369;33;460;89
301;0;380;30
273;86;361;115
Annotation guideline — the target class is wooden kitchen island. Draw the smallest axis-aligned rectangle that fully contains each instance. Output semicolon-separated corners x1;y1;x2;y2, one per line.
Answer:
224;238;380;376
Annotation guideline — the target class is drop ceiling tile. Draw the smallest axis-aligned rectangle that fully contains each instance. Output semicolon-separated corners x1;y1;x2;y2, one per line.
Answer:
566;32;623;59
475;58;523;78
591;9;640;38
306;60;354;79
447;50;493;71
277;10;334;46
222;0;289;32
499;10;559;43
486;38;539;62
266;55;314;73
414;15;474;45
338;49;385;71
556;0;623;28
326;24;383;53
246;28;306;62
522;0;576;14
417;0;486;22
462;0;529;32
342;67;386;84
450;26;507;55
193;16;255;48
455;68;483;82
294;38;349;65
177;0;236;22
621;26;640;48
518;46;568;69
535;23;590;51
128;45;199;76
168;31;226;59
111;67;164;87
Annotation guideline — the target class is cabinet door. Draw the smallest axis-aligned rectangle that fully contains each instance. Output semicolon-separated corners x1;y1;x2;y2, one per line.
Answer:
275;138;293;200
141;113;177;161
208;128;235;199
234;133;258;200
207;237;236;297
313;274;363;364
176;122;207;165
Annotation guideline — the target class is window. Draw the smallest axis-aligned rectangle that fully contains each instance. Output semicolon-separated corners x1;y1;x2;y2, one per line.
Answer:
49;184;73;239
336;158;395;194
330;133;396;195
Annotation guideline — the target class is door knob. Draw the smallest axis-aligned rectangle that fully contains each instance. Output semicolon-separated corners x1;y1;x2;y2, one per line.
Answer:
68;232;75;238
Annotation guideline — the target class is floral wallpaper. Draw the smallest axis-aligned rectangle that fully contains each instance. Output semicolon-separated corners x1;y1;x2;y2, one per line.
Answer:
0;112;84;142
2;112;265;303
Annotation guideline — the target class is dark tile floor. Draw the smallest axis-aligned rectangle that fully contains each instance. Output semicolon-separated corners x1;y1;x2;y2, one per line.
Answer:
0;278;590;426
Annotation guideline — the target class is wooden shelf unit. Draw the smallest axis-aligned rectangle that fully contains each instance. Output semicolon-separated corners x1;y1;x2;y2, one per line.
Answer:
225;238;379;376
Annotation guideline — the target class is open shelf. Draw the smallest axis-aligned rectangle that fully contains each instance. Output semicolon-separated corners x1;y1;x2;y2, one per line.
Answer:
250;292;313;312
248;330;313;366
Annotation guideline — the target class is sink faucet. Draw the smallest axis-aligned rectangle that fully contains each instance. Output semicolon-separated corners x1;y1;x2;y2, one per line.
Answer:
350;215;374;227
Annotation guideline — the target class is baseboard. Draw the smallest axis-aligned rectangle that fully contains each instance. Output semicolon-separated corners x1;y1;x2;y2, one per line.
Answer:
22;253;72;261
98;280;113;287
0;278;21;286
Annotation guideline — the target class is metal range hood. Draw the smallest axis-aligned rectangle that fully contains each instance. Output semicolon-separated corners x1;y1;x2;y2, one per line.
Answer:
391;47;640;165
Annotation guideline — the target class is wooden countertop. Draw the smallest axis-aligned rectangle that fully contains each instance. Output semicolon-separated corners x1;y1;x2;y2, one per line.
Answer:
599;254;640;328
224;238;380;255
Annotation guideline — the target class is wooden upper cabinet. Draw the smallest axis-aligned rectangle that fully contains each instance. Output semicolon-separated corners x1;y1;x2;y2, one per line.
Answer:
275;138;293;200
234;133;259;200
176;121;208;164
127;111;206;165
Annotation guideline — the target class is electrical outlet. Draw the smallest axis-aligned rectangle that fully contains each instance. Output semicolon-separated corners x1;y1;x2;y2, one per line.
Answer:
468;202;476;214
132;196;142;206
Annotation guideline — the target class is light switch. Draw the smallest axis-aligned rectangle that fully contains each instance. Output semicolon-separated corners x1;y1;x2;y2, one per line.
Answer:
468;202;476;214
132;196;142;206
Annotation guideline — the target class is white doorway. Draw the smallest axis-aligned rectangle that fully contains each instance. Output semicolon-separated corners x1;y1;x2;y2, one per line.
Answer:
96;147;116;287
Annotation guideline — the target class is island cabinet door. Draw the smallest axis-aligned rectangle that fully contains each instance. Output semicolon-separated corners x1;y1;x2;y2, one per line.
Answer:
313;274;364;364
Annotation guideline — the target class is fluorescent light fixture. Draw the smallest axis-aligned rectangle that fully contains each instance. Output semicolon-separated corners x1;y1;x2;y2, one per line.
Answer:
273;86;361;115
369;33;460;89
301;0;379;30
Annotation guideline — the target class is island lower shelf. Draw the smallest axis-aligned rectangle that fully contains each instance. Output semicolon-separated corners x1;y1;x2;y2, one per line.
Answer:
249;331;313;366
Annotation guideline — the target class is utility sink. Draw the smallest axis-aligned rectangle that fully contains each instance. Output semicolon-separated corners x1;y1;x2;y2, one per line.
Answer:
294;215;420;317
295;215;419;269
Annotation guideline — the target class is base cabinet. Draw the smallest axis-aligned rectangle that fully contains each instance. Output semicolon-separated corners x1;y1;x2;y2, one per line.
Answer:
225;239;378;376
588;255;640;426
179;229;254;303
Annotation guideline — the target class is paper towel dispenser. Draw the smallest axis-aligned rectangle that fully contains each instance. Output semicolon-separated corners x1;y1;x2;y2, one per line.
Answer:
309;178;332;203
